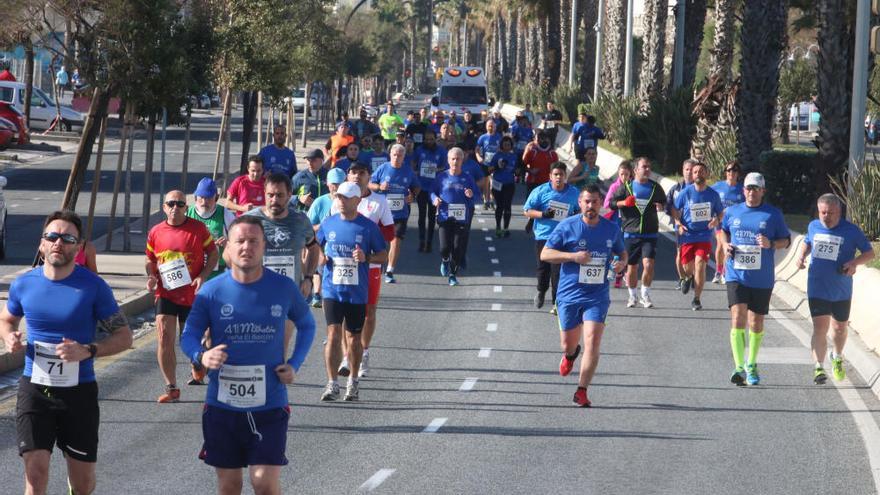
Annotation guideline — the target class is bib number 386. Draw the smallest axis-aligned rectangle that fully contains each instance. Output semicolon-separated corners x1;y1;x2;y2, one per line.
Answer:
217;364;266;408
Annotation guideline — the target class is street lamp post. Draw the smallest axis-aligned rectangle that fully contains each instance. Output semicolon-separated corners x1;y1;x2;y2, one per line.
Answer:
848;0;870;200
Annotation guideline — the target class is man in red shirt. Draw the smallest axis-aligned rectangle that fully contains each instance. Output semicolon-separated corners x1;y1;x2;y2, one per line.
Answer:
523;130;558;193
146;190;219;402
226;155;266;216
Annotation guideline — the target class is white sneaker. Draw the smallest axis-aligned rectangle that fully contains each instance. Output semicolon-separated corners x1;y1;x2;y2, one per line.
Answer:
338;357;350;377
344;381;359;401
320;382;340;401
712;272;723;284
358;353;370;378
627;295;638;308
640;293;654;308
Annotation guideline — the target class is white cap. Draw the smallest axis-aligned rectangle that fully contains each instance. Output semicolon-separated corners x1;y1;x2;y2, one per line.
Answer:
335;182;361;199
744;172;765;188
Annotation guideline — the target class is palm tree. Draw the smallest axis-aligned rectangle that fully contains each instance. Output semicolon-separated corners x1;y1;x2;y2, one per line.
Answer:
602;0;628;97
693;0;738;151
579;0;598;99
637;0;668;106
681;0;707;90
560;0;572;84
734;0;787;171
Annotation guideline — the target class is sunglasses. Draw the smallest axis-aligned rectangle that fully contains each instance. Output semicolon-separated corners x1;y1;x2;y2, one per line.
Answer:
165;200;186;208
725;168;739;173
42;232;79;244
745;185;762;191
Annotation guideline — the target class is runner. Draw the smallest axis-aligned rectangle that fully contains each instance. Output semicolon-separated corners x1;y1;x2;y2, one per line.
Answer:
146;190;219;400
665;159;695;290
370;143;421;283
610;157;666;308
258;125;296;177
378;101;404;147
795;194;875;384
325;123;355;167
367;134;390;170
432;147;481;286
522;130;558;194
511;112;534;178
405;107;429;148
567;112;605;166
317;182;388;401
334;142;362;173
721;172;790;385
180;215;316;495
414;129;448;252
476;119;501;210
290;149;329;214
602;160;634;289
567;147;601;190
539;101;563;146
672;161;724;311
1;211;133;495
710;161;744;284
187;177;234;279
488;136;518;238
226;156;266;217
306;168;348;308
524;163;580;311
541;185;627;407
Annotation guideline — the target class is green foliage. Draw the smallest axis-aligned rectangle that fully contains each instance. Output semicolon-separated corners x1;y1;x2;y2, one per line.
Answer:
551;84;582;125
778;57;817;108
509;82;552;110
630;88;697;175
831;161;880;241
586;93;639;151
758;150;817;213
868;57;880;117
703;128;738;181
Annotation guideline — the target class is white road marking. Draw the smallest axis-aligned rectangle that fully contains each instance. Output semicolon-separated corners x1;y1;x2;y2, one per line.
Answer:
459;378;478;391
422;417;447;433
477;218;485;223
485;236;493;241
478;348;492;358
755;347;814;365
493;271;502;277
51;191;60;194
493;285;502;293
770;307;880;492
359;469;396;492
490;258;499;264
10;204;18;208
488;246;496;252
486;323;498;332
491;303;501;311
482;227;489;232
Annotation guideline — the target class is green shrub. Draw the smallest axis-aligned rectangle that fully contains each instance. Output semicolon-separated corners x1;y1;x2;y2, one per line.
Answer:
630;88;696;175
831;161;880;241
757;150;816;214
552;84;582;125
703;128;738;181
587;92;639;151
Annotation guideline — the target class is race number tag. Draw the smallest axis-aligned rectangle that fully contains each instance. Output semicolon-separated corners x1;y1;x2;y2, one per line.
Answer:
583;139;596;149
371;157;386;170
516;140;528;151
635;198;650;211
332;257;358;285
484;151;496;163
548;200;570;219
545;122;556;129
491;179;503;191
733;245;762;270
690;202;711;223
387;193;405;212
31;341;79;387
413;134;423;143
264;255;297;280
448;203;466;221
158;258;192;290
812;233;842;261
578;257;607;284
217;364;266;409
420;162;437;179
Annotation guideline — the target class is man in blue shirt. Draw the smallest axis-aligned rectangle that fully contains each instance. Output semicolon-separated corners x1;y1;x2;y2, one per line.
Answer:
258;125;297;177
672;161;724;311
334;143;363;174
414;129;448;252
796;193;875;384
181;215;316;494
567;112;605;163
306;167;347;308
541;186;627;407
710;161;745;284
524;163;580;310
1;211;133;495
476;119;501;209
666;159;695;290
431;147;481;286
721;172;790;385
370;144;421;283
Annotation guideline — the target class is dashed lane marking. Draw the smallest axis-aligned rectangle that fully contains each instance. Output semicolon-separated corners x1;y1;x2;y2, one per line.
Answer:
422;418;447;433
488;246;496;252
491;303;501;311
490;258;499;264
486;323;498;332
493;271;502;277
359;469;396;492
459;378;478;391
478;348;492;358
493;286;502;293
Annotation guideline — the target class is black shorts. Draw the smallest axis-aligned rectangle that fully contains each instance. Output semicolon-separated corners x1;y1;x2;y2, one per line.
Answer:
199;405;290;468
156;297;191;328
393;218;408;239
624;237;658;264
575;147;587;161
323;299;367;333
726;282;772;315
16;376;100;462
809;298;852;322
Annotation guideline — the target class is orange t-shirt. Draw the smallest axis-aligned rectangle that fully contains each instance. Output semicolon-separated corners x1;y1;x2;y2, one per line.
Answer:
329;134;355;165
146;218;215;307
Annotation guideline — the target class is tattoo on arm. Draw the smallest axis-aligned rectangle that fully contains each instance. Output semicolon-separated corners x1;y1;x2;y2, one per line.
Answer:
100;310;129;334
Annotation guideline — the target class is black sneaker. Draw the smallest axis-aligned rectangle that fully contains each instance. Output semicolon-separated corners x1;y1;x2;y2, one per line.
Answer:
418;242;426;252
681;277;693;295
691;298;702;311
533;291;546;309
425;243;432;253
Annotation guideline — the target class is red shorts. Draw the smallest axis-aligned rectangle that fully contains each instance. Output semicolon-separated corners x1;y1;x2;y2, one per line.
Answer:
367;266;382;305
680;242;713;264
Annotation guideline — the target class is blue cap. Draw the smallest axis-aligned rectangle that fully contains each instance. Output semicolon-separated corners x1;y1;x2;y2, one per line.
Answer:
194;177;218;198
327;168;346;185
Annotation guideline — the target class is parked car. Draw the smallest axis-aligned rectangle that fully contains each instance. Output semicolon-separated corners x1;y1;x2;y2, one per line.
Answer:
0;101;27;145
0;174;8;260
867;116;880;145
290;87;317;113
0;81;85;132
0;117;15;149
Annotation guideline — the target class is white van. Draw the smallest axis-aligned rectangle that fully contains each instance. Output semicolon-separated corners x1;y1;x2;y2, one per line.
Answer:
430;67;494;115
0;81;85;132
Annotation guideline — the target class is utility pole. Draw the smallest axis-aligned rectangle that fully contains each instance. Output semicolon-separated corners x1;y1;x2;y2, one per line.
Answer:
569;0;579;85
594;0;605;101
623;0;634;97
673;0;685;88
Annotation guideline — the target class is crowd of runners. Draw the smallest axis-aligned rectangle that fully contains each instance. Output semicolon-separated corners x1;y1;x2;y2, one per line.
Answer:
0;100;875;494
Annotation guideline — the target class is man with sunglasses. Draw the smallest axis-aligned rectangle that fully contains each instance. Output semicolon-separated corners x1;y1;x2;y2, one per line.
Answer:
147;190;219;401
710;161;745;284
1;211;133;494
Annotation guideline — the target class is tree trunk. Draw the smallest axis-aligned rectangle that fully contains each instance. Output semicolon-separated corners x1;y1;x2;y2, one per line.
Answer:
60;87;110;211
515;12;526;83
708;0;736;82
682;0;708;90
638;0;668;106
141;116;157;230
509;12;519;86
239;90;257;174
548;6;563;88
499;11;510;100
123;106;135;252
539;17;551;86
213;89;231;181
580;0;597;99
561;0;572;85
84;115;108;241
106;103;132;252
181;107;191;193
301;81;311;148
424;0;434;90
734;0;787;171
24;40;34;128
602;0;628;97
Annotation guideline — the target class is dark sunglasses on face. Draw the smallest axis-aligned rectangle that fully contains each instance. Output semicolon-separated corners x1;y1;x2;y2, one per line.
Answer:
745;185;761;191
165;200;186;208
726;168;739;173
42;232;79;244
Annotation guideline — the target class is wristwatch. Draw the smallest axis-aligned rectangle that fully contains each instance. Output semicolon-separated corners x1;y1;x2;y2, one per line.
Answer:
87;344;98;359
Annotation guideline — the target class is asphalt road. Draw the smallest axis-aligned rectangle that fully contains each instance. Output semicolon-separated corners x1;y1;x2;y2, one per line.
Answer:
1;193;879;493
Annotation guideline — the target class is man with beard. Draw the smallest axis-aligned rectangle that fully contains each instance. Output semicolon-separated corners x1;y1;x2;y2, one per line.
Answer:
476;119;501;210
258;125;297;177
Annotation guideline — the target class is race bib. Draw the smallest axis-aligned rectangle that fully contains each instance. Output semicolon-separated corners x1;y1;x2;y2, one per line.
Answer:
31;341;79;387
264;255;297;280
545;122;556;129
812;233;842;261
635;198;650;211
548;200;570;219
578;257;607;284
371;157;386;169
413;134;423;143
217;364;266;409
420;162;437;179
484;151;496;163
690;202;711;223
158;257;192;290
733;244;762;270
491;179;503;191
387;193;405;212
332;257;358;285
516;140;528;151
582;139;596;149
448;203;466;221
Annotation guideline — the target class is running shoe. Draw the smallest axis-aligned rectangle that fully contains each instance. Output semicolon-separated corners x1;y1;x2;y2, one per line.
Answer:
572;387;591;407
503;229;511;238
440;259;450;277
418;242;426;252
746;363;760;385
310;294;322;308
559;344;581;376
832;356;846;381
627;295;638;308
614;274;623;289
187;364;206;385
448;275;459;286
730;368;746;386
384;272;396;284
674;279;682;291
814;367;828;385
495;228;503;238
157;385;180;403
691;298;702;311
338;357;351;377
321;382;340;401
344;381;359;401
712;272;723;284
681;277;693;295
359;353;370;378
533;291;546;309
482;203;490;211
640;293;653;308
549;305;557;315
425;243;432;253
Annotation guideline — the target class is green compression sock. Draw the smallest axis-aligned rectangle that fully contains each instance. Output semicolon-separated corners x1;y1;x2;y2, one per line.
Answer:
730;328;746;370
748;330;765;365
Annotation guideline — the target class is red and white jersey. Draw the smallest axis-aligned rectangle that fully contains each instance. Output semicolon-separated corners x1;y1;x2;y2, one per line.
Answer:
332;191;394;268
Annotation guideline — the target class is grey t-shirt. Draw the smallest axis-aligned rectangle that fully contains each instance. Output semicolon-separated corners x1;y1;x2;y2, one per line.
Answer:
245;207;315;283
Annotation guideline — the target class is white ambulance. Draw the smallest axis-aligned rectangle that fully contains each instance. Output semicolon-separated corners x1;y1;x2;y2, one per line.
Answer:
430;67;494;115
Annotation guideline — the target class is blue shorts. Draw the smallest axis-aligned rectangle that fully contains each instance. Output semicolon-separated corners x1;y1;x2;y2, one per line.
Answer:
199;405;290;468
557;298;610;330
